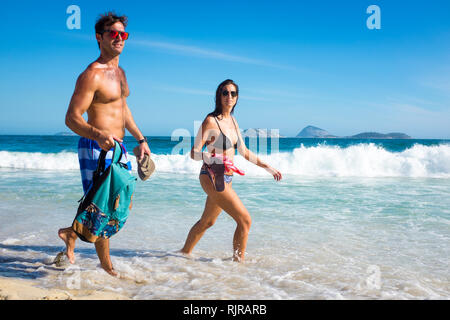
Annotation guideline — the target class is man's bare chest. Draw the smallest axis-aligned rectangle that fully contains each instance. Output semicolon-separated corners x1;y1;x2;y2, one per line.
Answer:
93;68;129;103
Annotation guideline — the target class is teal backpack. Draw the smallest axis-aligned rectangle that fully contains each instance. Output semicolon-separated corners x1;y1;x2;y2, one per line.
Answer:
73;141;137;243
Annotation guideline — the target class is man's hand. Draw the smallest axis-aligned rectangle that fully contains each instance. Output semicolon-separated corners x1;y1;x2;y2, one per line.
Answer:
136;142;151;161
97;133;123;151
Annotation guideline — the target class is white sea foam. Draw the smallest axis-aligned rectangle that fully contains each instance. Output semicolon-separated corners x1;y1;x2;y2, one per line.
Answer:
0;153;449;299
1;143;450;178
0;151;79;171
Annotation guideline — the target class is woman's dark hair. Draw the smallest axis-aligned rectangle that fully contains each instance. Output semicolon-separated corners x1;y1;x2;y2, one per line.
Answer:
95;12;128;48
208;79;239;117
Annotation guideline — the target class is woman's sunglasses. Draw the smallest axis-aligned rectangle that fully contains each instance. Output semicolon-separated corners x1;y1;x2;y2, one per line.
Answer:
222;90;238;98
100;29;129;41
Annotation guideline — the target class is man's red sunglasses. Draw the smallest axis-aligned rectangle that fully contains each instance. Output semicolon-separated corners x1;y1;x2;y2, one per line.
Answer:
100;29;129;40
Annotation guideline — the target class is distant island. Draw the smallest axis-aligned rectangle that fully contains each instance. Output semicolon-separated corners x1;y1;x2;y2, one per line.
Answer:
54;132;77;136
296;126;337;138
348;132;411;139
242;128;284;138
296;126;412;139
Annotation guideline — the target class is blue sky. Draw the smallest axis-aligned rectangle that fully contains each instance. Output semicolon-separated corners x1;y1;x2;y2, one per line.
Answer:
2;0;450;138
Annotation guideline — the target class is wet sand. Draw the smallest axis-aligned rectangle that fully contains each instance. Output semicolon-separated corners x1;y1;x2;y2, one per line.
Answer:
0;276;130;300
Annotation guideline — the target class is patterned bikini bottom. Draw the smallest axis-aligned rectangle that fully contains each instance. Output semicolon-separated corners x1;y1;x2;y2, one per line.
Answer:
200;163;233;184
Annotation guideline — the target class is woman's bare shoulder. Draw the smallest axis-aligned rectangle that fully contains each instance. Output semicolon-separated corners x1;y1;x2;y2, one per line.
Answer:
203;115;216;127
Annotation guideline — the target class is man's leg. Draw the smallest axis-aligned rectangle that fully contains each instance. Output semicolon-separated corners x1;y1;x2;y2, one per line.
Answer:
95;238;118;277
58;227;77;264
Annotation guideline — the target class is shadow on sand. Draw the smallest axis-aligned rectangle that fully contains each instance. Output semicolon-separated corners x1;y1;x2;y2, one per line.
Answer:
0;243;198;281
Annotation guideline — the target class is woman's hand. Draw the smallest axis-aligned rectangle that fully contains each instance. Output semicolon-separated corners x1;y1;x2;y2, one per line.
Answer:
202;152;220;165
265;166;282;181
206;153;225;165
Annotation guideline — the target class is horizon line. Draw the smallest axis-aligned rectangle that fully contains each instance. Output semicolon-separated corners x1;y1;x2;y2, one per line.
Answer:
1;133;450;140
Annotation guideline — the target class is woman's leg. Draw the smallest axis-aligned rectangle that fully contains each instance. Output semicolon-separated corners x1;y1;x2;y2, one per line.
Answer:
180;194;223;255
199;175;252;262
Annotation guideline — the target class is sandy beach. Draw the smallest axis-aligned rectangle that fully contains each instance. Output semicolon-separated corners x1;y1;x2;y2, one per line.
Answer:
0;276;129;300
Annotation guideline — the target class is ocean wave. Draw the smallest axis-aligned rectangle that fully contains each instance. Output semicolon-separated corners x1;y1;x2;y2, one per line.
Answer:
1;143;450;178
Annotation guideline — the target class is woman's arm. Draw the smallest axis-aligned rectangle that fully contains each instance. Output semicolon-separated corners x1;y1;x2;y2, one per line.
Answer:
235;127;268;168
234;117;282;181
191;116;214;163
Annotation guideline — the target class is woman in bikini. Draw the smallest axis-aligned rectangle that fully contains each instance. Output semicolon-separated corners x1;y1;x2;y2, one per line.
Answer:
180;79;282;262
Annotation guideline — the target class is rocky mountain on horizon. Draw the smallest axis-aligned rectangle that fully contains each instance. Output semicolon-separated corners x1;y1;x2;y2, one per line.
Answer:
295;126;411;139
347;132;412;139
296;126;337;138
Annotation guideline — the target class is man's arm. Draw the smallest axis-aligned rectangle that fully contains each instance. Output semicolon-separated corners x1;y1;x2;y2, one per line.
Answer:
123;99;150;160
65;70;120;151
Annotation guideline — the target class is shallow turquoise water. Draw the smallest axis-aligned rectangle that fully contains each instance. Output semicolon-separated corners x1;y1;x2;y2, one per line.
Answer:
0;136;449;299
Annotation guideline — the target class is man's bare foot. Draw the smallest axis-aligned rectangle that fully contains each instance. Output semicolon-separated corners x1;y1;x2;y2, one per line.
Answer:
101;264;119;277
233;249;244;263
58;227;77;264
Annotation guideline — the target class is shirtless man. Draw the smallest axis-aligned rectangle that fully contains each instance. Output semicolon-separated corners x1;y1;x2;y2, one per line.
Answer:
58;12;150;276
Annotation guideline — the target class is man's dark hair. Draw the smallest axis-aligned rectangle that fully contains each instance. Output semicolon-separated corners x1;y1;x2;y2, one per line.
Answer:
95;12;128;48
95;11;128;34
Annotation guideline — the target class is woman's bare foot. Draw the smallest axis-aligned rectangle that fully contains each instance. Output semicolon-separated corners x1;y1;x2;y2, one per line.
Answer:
58;227;77;264
178;249;191;256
